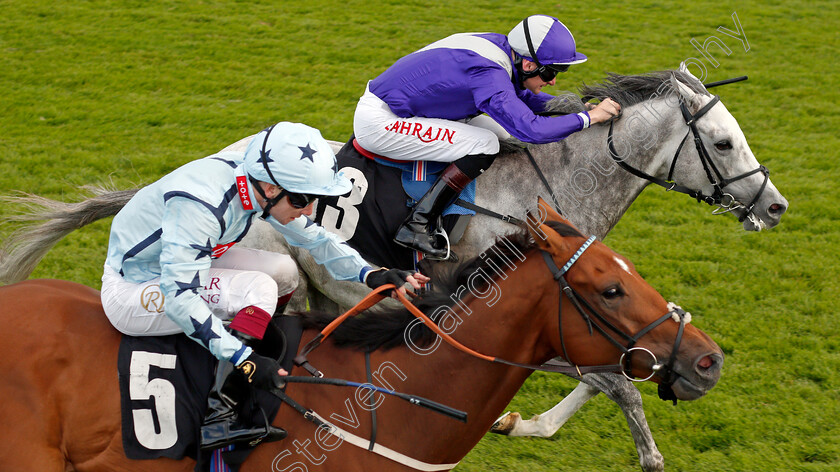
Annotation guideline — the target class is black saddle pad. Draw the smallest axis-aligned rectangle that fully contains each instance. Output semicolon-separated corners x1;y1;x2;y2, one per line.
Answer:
118;333;216;461
314;137;463;270
118;315;304;467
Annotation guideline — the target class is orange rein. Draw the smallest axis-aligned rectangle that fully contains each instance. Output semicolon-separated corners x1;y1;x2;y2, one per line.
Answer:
311;283;494;362
295;283;621;377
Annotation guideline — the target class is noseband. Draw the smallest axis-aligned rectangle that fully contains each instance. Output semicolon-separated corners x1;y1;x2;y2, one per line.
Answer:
607;94;770;223
540;237;690;401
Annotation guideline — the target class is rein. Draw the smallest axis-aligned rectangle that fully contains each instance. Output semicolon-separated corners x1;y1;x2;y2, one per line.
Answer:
295;236;687;383
607;94;770;222
277;236;692;468
454;147;563;226
294;282;619;378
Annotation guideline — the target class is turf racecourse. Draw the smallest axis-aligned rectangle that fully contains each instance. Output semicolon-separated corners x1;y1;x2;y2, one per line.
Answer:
1;1;837;471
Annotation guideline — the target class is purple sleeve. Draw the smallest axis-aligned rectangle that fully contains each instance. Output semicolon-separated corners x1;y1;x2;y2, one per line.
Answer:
471;69;584;144
517;88;555;113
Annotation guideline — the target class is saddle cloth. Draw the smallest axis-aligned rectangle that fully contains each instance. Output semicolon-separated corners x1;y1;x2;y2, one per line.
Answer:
350;139;477;217
313;137;474;271
118;316;303;471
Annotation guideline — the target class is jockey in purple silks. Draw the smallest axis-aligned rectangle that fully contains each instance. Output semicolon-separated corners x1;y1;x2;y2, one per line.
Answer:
354;15;621;259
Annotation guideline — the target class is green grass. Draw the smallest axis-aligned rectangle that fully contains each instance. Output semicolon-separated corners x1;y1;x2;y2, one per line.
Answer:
1;1;838;470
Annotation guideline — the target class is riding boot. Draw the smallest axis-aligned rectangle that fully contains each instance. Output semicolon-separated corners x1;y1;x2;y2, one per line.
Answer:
394;163;472;259
200;330;287;450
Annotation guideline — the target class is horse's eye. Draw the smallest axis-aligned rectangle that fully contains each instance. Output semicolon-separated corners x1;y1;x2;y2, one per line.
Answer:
602;286;624;300
714;140;732;151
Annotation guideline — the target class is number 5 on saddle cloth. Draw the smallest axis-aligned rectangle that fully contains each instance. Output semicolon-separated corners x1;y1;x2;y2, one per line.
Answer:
117;315;304;465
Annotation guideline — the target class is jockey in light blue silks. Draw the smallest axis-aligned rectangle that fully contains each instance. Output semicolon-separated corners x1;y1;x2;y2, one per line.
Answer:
101;122;427;450
354;14;622;259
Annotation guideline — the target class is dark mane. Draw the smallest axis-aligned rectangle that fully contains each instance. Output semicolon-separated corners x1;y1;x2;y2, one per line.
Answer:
299;221;583;352
544;69;709;114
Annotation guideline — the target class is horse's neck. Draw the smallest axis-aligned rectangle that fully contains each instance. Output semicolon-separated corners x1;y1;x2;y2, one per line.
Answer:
376;259;558;460
473;100;680;241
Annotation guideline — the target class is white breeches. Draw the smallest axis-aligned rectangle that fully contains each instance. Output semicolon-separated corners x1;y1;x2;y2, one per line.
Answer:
101;247;298;336
353;83;507;162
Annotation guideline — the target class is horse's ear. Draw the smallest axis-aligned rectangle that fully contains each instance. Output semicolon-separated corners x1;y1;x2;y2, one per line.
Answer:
678;61;697;80
536;197;565;223
670;71;701;110
526;199;567;251
525;208;552;251
535;197;583;230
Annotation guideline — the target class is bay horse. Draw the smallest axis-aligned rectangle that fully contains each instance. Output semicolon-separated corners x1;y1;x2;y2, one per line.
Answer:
0;67;783;472
0;206;723;471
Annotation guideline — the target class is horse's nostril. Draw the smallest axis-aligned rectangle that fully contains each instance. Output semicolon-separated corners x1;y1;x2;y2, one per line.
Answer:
697;355;714;370
769;203;786;215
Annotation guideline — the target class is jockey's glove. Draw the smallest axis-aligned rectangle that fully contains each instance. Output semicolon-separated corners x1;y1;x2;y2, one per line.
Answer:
236;352;285;391
365;267;413;294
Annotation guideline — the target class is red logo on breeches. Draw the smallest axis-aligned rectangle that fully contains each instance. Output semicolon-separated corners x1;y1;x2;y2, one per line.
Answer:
385;121;456;144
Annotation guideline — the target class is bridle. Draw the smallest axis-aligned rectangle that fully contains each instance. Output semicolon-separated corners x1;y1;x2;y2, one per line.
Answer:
539;235;690;402
292;235;692;403
607;94;770;223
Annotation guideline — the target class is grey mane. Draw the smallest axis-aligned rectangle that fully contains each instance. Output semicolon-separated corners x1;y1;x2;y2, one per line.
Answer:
579;70;709;107
543;69;710;114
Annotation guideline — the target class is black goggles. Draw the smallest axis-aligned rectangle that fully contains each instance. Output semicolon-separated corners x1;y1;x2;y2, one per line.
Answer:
537;64;570;82
280;189;318;209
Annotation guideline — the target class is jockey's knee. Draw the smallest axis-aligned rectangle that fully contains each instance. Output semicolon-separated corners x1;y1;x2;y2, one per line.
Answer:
231;271;279;314
242;250;299;295
453;153;498;179
264;253;299;296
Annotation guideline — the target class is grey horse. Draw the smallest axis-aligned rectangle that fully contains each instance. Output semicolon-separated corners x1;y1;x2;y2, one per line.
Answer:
0;69;787;472
235;69;789;472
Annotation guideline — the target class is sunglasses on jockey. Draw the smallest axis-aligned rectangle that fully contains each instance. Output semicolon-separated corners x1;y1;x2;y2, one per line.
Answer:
521;17;571;83
280;189;318;209
536;64;569;82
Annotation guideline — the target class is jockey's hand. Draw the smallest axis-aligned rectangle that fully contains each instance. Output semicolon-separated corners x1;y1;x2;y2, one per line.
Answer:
587;98;621;124
236;352;287;391
365;268;430;298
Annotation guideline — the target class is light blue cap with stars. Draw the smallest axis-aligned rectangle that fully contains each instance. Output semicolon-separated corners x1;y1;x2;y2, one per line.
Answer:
243;121;352;196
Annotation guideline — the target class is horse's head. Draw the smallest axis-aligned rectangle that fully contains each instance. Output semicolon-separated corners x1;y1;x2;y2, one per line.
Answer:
667;66;788;230
528;199;723;401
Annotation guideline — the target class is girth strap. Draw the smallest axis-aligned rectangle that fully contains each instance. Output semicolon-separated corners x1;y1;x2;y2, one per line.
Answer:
309;412;460;471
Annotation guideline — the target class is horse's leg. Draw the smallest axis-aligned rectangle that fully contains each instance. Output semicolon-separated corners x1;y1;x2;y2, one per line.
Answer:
579;373;664;472
490;382;600;437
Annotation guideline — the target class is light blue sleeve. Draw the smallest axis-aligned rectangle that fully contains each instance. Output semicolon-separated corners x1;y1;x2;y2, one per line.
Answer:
267;215;372;282
158;196;252;365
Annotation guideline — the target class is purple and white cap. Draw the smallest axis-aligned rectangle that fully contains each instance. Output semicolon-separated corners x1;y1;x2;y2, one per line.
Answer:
508;15;587;66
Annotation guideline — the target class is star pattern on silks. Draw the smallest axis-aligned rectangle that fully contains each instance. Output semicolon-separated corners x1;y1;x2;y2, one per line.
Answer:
331;155;339;174
190;239;213;260
189;316;220;349
174;271;202;297
299;143;317;162
259;147;274;166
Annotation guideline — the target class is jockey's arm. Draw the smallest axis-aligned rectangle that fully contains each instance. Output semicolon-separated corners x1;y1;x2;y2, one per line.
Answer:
158;196;252;365
471;68;589;143
271;216;430;293
515;86;555;112
268;215;373;283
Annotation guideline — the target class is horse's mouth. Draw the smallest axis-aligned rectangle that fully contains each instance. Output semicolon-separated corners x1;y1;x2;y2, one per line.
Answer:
741;211;767;231
668;373;717;401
